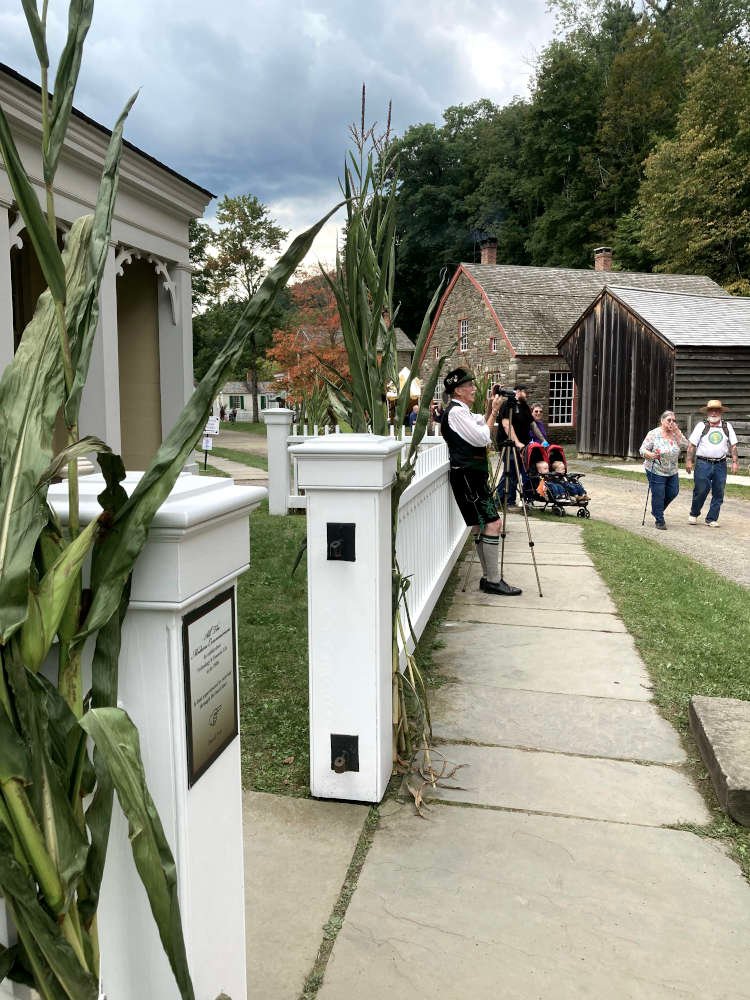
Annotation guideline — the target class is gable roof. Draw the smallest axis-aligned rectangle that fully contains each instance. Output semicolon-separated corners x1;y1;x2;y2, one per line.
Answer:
601;286;750;347
460;264;727;355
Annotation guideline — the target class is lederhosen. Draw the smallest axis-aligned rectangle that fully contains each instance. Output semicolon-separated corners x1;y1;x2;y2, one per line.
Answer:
441;401;500;527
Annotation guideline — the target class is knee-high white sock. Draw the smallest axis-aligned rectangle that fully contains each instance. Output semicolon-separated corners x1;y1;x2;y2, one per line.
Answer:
474;535;489;576
480;534;500;583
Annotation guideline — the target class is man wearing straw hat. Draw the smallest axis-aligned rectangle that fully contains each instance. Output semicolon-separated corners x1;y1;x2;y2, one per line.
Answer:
685;399;739;527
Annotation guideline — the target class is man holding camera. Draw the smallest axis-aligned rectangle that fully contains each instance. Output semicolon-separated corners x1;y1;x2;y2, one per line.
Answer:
441;368;522;596
496;384;548;509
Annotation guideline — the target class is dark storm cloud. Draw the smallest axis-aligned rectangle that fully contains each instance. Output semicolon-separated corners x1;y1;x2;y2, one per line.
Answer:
0;1;555;255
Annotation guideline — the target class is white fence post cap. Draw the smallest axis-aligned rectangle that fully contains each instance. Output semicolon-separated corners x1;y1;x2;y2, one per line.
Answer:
291;434;403;490
261;408;294;425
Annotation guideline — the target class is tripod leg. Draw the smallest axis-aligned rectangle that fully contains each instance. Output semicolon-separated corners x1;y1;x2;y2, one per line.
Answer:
510;446;544;597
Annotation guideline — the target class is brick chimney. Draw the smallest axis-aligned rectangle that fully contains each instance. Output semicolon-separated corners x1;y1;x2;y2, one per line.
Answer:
480;237;498;266
594;246;613;271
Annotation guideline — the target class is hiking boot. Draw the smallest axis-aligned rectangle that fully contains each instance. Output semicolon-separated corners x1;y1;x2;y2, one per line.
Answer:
481;578;522;596
655;521;666;530
688;515;697;525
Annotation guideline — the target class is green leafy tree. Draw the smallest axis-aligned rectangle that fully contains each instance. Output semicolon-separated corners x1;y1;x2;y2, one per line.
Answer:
638;43;750;290
188;218;213;311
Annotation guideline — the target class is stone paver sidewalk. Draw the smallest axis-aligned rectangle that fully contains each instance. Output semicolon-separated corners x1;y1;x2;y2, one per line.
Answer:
313;519;750;999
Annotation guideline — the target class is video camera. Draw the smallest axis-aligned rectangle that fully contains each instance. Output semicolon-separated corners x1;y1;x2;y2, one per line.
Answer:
492;386;516;399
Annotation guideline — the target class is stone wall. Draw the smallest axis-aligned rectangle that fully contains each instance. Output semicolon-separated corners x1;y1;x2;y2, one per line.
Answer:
423;272;575;441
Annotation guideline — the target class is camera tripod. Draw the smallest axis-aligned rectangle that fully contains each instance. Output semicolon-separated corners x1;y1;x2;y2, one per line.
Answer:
461;437;543;597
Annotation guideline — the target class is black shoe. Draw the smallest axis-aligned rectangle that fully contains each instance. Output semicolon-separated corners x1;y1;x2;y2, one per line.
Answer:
481;578;522;596
655;521;666;530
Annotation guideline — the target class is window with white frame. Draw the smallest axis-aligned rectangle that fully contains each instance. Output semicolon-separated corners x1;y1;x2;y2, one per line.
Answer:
229;395;245;410
459;318;469;352
549;371;574;424
489;336;497;353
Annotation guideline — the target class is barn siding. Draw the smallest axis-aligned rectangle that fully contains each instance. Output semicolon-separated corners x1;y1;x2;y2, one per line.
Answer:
675;346;750;458
560;292;674;458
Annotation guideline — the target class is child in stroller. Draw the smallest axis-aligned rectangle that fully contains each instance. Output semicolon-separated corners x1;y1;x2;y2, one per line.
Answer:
522;442;591;518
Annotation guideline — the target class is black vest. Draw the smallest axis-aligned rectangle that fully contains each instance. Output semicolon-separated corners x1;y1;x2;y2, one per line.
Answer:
441;400;488;470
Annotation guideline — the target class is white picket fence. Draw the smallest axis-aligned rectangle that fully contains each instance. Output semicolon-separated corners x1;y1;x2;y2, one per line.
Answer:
396;439;467;656
263;409;467;658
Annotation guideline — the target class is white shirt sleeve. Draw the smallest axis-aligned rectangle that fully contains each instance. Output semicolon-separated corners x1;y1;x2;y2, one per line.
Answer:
688;423;703;446
447;401;491;447
728;422;738;446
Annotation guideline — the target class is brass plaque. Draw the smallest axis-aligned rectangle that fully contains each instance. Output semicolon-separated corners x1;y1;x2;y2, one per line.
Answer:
182;587;238;786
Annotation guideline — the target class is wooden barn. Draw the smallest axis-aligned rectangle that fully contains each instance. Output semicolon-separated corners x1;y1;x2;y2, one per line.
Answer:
558;286;750;459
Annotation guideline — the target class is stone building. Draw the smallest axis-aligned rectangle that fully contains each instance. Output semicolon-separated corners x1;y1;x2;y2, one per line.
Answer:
1;62;212;469
421;240;724;442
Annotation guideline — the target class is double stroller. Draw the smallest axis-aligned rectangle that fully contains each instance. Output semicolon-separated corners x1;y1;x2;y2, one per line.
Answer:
521;442;591;518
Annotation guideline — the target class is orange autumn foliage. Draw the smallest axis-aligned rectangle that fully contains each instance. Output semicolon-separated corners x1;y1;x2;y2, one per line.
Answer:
267;270;349;402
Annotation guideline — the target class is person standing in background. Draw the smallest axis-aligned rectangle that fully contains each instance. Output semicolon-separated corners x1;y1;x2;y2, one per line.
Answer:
686;400;739;527
639;410;689;530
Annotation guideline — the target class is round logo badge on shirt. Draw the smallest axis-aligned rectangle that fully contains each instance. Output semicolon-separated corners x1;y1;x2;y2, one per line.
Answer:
707;429;725;445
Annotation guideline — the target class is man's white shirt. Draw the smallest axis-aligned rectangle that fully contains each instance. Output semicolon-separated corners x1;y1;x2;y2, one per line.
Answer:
447;399;491;447
689;419;737;459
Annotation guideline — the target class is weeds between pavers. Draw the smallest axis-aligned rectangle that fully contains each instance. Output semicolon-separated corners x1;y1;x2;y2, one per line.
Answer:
583;520;750;880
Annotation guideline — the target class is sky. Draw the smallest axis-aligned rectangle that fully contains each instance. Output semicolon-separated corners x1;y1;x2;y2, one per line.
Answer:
0;0;557;266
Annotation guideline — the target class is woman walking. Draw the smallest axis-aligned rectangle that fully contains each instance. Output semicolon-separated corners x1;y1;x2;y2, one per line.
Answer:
639;410;689;529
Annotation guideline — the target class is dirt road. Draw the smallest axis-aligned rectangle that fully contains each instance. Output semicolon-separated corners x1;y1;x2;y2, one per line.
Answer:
572;470;750;589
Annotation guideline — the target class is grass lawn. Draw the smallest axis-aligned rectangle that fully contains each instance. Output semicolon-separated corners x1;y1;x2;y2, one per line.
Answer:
210;445;268;471
583;520;750;877
593;465;750;499
236;502;463;796
220;420;267;435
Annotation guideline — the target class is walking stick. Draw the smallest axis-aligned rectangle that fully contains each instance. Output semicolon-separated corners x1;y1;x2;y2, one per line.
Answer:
641;451;661;525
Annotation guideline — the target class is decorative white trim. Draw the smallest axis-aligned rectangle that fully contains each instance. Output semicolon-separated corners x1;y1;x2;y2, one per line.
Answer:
9;214;25;250
115;246;178;324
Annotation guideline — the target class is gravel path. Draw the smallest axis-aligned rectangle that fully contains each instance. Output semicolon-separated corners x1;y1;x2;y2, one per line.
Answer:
573;470;750;589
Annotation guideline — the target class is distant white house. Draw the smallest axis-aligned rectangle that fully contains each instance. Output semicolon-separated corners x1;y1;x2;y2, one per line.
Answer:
1;62;213;469
214;376;287;421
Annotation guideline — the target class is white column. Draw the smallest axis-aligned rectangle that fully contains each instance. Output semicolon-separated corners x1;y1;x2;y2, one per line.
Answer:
262;408;294;514
44;473;265;1000
291;434;402;802
0;199;15;373
158;262;193;440
79;244;122;452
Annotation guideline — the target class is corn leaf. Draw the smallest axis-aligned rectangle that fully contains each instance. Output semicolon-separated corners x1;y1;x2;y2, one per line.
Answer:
0;215;96;643
0;709;31;785
0;103;65;303
19;517;99;673
80;205;341;639
20;1;48;70
34;436;109;498
80;707;195;1000
0;829;97;1000
65;91;138;426
45;0;94;185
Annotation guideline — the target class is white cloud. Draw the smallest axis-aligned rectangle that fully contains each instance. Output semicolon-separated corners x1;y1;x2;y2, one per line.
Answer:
0;0;555;245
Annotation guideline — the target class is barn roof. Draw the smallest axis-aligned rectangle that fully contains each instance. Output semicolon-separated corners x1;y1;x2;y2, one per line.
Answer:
462;264;726;355
604;286;750;347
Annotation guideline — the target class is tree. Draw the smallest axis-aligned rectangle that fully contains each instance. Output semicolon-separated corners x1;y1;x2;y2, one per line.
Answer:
267;270;349;402
191;194;290;419
638;44;750;290
211;194;288;300
188;218;213;311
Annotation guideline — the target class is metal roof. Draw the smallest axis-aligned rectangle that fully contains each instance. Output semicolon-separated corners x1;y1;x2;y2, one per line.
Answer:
605;286;750;347
462;263;727;355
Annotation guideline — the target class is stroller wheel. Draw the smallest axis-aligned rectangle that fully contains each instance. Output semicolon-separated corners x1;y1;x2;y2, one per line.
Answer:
577;507;591;519
553;505;565;517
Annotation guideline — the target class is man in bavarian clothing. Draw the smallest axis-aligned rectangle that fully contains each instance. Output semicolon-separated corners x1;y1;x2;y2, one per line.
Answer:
441;368;521;596
686;399;739;527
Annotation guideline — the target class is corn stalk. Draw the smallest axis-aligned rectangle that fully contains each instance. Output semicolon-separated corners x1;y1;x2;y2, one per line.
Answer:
0;3;337;995
325;91;452;761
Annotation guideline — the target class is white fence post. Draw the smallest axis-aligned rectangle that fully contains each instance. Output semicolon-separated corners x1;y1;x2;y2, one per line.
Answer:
262;407;294;514
37;474;266;1000
291;434;403;803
